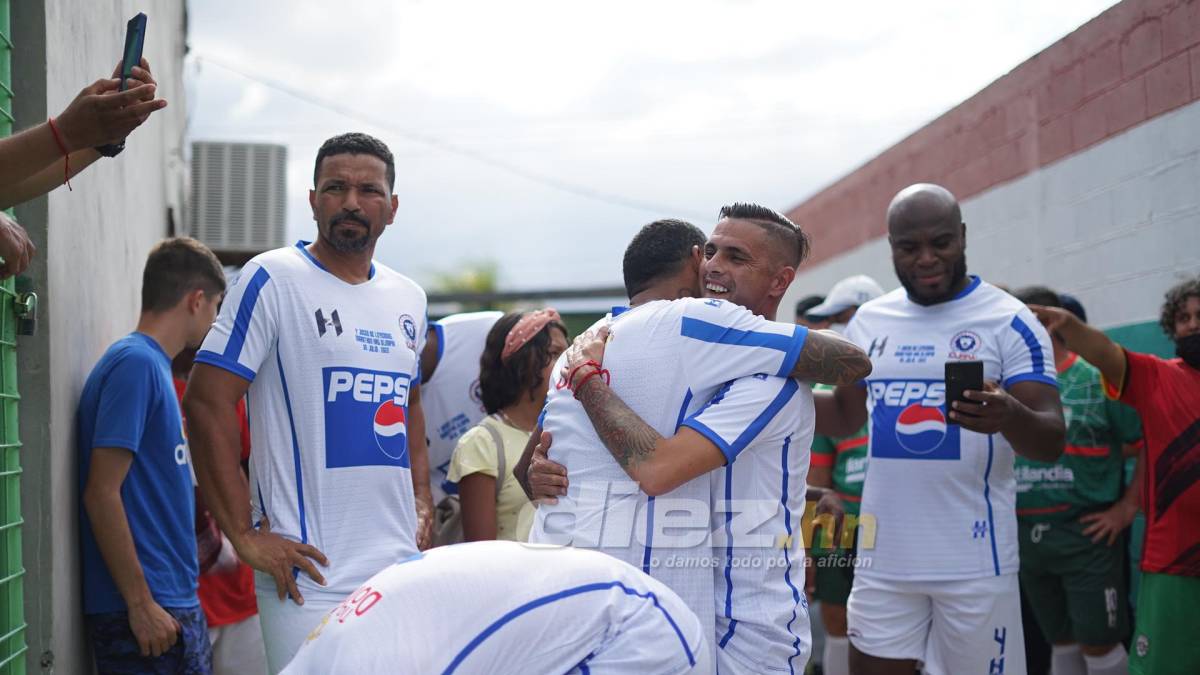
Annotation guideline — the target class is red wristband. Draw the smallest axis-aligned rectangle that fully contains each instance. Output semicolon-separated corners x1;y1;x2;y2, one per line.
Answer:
565;360;603;392
572;368;610;399
46;117;72;191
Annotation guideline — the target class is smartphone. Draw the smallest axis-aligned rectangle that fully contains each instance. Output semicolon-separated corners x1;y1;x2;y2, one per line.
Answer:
119;13;148;91
944;360;984;425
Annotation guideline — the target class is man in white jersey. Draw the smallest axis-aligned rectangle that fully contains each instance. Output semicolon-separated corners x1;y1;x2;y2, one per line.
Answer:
184;133;435;673
419;311;502;502
281;541;709;674
547;204;831;674
813;184;1066;675
520;208;868;672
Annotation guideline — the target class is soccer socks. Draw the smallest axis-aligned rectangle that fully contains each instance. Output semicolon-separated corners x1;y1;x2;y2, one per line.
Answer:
1083;645;1127;675
822;636;850;675
1051;644;1086;675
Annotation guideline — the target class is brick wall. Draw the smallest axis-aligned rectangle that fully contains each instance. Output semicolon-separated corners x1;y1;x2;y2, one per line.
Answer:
786;0;1200;267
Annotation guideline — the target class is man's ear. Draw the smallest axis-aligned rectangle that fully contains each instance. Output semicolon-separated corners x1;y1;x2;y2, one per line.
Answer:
186;288;207;314
772;265;797;299
388;194;399;224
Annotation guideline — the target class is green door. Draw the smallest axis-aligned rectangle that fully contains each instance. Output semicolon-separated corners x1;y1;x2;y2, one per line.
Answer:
0;1;28;672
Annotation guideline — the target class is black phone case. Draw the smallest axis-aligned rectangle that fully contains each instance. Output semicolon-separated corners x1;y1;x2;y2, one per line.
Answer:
945;361;984;425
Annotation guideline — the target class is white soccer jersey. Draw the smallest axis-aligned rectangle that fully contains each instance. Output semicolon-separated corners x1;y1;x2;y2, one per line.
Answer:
281;541;709;674
422;311;502;502
528;298;809;666
682;375;814;674
197;241;427;601
843;277;1057;581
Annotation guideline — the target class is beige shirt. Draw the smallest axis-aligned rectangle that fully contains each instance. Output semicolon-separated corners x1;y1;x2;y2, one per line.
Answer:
447;416;535;541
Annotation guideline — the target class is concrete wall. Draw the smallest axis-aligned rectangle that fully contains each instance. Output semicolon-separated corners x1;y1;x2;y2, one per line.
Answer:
783;97;1200;333
782;0;1200;337
12;3;188;672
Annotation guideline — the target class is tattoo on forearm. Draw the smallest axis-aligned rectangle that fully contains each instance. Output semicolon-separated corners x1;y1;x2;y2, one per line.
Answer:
791;332;872;385
576;380;662;471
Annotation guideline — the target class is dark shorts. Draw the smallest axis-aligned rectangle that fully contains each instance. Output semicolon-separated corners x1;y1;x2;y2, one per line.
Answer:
87;605;212;675
813;547;856;605
1017;516;1128;646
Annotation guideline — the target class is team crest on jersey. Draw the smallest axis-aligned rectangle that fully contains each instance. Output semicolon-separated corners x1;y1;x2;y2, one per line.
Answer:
323;366;412;468
869;379;961;460
399;314;418;350
949;330;982;360
468;378;484;412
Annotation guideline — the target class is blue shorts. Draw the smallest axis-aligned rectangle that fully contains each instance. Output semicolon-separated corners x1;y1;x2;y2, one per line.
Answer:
87;605;212;675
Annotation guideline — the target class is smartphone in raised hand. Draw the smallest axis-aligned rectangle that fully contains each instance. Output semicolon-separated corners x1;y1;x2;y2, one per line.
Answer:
118;13;147;91
945;360;984;425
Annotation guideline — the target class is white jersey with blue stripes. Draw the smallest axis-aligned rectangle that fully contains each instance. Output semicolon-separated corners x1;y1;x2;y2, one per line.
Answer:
280;541;710;674
843;277;1057;581
528;298;809;666
197;241;427;601
681;375;814;674
422;311;502;502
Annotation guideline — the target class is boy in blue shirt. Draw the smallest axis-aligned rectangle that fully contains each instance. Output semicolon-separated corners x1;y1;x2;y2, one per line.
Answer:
79;237;225;674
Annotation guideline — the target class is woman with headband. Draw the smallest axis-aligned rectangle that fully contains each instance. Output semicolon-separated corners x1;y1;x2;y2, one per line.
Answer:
448;309;568;541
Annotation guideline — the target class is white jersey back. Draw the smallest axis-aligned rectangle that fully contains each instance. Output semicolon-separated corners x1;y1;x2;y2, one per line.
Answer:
280;541;708;674
528;297;809;663
422;311;501;501
681;375;814;673
843;277;1056;581
197;242;427;601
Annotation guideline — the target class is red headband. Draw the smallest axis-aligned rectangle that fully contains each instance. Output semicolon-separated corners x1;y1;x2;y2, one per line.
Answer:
501;308;562;362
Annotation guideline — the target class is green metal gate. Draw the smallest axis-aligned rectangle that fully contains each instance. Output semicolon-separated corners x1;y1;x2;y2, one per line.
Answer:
0;0;27;672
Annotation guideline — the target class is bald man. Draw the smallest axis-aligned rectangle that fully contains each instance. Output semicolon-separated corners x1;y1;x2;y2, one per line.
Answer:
814;184;1065;675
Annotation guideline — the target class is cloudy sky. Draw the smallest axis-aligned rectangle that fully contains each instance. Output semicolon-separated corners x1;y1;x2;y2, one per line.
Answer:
186;0;1116;292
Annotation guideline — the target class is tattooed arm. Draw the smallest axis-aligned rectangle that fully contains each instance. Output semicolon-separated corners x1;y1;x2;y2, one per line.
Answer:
787;329;872;386
571;374;726;496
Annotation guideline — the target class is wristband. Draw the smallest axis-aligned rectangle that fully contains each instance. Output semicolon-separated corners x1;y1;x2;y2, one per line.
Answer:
572;368;610;399
565;359;603;392
46;118;73;191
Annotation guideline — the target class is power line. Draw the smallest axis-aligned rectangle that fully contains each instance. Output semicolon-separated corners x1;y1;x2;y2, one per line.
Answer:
192;54;709;220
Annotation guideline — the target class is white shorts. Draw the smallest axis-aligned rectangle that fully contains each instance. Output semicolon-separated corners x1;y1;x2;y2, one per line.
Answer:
847;573;1026;675
209;613;268;675
256;581;343;675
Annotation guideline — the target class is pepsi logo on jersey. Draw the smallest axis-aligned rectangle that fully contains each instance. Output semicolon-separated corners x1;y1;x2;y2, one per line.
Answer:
869;379;961;460
323;366;413;468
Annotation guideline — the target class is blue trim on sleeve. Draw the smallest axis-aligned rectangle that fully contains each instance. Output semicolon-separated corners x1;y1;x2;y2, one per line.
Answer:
688;378;800;462
983;435;1000;576
1009;315;1048;378
777;325;809;378
223;266;272;366
433;322;445;363
194;350;257;383
681;317;797;352
275;349;309;554
443;581;696;673
611;305;630;317
719;461;737;649
780;434;806;674
536;407;547;430
680;419;735;462
1003;373;1059;389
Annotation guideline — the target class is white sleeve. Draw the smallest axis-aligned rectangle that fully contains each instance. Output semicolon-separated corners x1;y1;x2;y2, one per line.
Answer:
678;298;809;393
195;262;278;382
679;376;803;463
999;305;1058;389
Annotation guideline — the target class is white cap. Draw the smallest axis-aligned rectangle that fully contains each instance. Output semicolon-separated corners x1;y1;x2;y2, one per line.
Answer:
806;275;885;318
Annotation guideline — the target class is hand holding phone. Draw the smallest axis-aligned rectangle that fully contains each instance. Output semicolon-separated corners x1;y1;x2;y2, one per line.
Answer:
119;13;147;91
944;360;984;426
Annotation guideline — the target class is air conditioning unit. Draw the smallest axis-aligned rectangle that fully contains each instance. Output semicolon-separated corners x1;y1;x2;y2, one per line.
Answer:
191;142;287;262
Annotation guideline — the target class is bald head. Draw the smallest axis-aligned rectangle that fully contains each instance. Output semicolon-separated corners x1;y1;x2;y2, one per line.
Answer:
887;183;962;234
886;183;969;306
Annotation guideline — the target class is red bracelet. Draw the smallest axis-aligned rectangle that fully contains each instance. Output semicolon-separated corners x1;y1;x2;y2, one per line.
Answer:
572;368;610;399
46;117;73;191
565;360;603;392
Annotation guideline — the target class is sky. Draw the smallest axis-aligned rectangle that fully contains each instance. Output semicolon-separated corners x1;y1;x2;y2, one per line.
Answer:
185;0;1118;293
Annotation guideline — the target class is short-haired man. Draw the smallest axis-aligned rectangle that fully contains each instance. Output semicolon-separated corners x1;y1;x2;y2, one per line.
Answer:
524;206;870;672
794;295;826;329
814;184;1066;675
79;237;225;674
806;274;885;675
1031;276;1200;675
184;132;433;673
1012;286;1142;675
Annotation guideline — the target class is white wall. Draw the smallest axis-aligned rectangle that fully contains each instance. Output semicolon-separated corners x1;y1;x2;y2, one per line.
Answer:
783;98;1200;329
15;3;188;672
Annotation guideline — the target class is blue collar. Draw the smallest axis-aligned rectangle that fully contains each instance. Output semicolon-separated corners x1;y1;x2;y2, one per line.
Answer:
611;305;630;316
950;275;982;300
295;240;375;280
